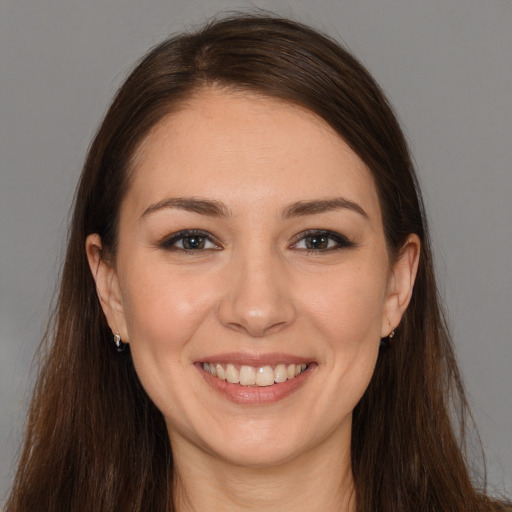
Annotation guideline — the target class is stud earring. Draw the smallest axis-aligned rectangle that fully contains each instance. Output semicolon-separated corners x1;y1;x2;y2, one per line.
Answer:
113;332;126;352
380;329;396;349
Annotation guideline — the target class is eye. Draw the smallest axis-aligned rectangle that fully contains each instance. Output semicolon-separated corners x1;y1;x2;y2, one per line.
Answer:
291;230;355;252
159;230;220;252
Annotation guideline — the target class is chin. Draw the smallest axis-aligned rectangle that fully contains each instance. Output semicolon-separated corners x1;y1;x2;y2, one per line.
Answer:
213;436;307;468
196;413;346;469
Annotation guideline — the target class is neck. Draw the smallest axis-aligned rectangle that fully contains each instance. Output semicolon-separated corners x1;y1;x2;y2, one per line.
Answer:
170;429;356;512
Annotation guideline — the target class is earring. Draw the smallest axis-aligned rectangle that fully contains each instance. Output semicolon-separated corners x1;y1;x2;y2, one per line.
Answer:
113;332;126;352
380;329;395;349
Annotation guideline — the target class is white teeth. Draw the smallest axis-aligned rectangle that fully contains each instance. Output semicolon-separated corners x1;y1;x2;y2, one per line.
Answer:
295;363;306;376
225;364;239;383
240;365;256;385
203;362;308;386
274;364;288;383
256;366;275;386
215;363;225;380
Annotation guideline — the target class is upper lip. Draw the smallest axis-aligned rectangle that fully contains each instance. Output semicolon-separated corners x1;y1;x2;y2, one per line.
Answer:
195;352;314;367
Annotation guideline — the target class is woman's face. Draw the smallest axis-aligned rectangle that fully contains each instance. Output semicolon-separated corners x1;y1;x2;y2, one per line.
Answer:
89;89;418;468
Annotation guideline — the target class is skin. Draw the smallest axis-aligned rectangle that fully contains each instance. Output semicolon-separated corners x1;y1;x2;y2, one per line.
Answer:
87;89;420;511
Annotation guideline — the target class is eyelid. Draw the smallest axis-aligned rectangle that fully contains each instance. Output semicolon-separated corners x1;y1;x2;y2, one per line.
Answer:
290;229;355;251
158;229;222;251
157;228;354;253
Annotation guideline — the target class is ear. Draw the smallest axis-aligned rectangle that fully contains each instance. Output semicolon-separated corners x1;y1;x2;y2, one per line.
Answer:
381;234;421;337
86;234;129;343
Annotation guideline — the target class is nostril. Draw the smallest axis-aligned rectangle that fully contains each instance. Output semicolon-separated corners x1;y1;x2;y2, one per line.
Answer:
225;319;287;338
216;267;296;336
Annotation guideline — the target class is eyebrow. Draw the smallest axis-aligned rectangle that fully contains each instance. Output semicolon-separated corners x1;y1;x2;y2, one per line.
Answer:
140;196;367;220
281;198;368;219
141;197;231;219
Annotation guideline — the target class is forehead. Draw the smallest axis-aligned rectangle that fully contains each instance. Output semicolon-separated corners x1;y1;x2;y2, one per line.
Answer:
125;89;381;219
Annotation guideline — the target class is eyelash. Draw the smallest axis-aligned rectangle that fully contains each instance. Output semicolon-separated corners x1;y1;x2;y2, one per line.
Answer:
290;230;356;253
158;229;355;254
158;230;221;254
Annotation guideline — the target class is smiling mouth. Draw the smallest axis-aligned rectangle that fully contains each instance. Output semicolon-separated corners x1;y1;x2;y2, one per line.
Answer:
201;362;308;387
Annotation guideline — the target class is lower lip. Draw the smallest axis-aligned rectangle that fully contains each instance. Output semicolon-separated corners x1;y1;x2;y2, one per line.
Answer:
197;363;316;405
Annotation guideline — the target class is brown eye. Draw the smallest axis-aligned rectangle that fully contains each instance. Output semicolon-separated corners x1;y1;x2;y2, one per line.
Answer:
304;235;330;250
182;235;207;250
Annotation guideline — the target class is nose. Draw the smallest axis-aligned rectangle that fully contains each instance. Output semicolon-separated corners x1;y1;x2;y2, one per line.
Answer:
217;249;296;338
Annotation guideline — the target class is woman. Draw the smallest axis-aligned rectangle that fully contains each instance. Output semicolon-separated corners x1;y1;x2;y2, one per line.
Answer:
5;14;510;512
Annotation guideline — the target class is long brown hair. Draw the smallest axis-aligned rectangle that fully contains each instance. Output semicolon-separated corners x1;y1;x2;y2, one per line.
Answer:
6;14;510;512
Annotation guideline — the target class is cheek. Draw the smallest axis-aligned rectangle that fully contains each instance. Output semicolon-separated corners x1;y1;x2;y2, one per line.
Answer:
118;259;218;352
300;262;388;345
298;262;387;399
116;261;221;421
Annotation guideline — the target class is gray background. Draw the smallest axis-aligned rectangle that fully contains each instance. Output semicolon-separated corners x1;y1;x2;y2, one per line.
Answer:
1;0;511;503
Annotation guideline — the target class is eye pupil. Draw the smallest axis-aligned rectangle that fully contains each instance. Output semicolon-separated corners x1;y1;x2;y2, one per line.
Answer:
183;236;205;250
306;235;329;250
